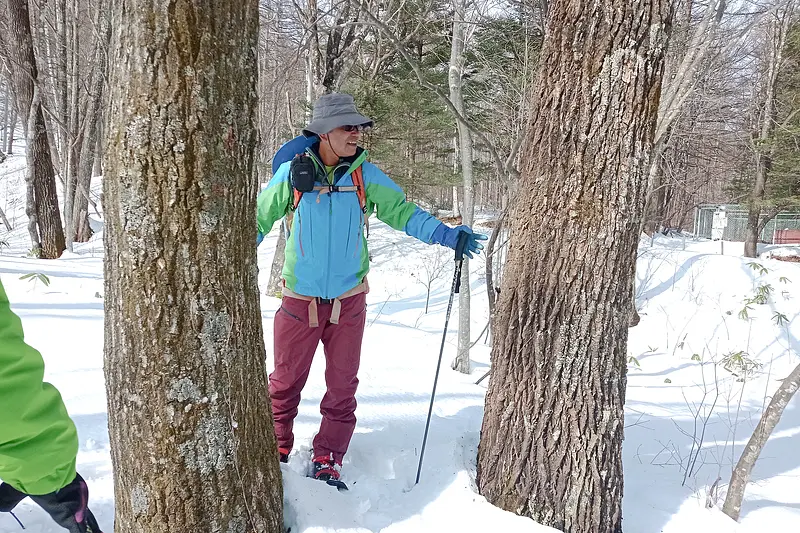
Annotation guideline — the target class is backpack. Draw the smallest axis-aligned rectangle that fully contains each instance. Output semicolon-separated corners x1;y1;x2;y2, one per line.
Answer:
272;135;368;231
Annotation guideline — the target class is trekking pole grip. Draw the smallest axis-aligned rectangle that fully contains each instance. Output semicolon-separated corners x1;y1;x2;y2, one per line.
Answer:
454;230;470;262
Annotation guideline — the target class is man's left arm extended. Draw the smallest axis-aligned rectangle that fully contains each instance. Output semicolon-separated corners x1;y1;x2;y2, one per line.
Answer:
363;164;486;257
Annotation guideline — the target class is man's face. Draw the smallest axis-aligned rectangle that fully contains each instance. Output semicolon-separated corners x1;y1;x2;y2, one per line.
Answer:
322;126;363;158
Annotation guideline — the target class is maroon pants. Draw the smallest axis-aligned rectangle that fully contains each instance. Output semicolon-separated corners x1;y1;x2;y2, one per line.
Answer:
269;292;367;463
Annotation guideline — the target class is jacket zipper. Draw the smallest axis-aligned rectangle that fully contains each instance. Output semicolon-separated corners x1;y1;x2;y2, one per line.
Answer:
306;148;361;298
326;194;332;298
297;210;305;256
354;211;362;258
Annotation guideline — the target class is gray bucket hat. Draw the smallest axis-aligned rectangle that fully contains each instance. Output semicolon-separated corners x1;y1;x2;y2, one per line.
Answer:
302;93;373;137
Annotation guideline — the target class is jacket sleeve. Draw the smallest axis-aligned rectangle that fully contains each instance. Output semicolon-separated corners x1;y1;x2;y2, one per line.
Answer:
257;162;293;236
0;278;78;496
362;163;441;243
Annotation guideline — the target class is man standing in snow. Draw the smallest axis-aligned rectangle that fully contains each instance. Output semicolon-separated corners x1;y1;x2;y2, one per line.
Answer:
257;92;486;487
0;279;103;532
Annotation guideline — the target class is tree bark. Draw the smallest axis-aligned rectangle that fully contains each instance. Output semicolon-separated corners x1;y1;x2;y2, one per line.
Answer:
24;85;42;255
103;1;283;531
476;1;671;532
722;361;800;521
449;0;474;374
485;206;507;319
267;224;286;298
6;107;16;155
63;0;81;249
71;0;110;243
6;0;66;259
452;137;461;217
1;78;8;149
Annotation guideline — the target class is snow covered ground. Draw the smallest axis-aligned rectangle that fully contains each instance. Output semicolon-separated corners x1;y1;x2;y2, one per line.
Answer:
1;150;799;532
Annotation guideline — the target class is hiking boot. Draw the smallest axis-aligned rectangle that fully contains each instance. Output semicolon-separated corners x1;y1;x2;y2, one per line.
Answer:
312;453;341;482
278;447;290;464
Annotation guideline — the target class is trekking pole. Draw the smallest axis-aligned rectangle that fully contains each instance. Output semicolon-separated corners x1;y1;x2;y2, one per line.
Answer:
415;231;470;486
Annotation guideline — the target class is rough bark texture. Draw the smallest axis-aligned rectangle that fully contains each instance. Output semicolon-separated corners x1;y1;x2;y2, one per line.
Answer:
6;0;66;259
722;361;800;521
103;2;283;532
476;2;671;532
23;85;43;255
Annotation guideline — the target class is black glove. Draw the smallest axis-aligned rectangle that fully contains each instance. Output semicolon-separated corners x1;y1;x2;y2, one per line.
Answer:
1;474;102;532
0;482;26;512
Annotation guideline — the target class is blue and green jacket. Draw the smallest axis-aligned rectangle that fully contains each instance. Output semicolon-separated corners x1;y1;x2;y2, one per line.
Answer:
257;144;440;299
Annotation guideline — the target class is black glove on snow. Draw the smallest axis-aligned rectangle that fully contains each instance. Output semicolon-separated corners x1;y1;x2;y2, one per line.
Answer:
0;482;26;512
1;473;102;532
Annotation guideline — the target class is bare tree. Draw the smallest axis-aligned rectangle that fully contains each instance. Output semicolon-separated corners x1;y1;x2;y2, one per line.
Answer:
103;0;283;530
257;0;305;297
3;0;66;258
644;0;727;234
723;360;800;520
414;246;450;314
449;0;476;374
68;0;109;244
476;1;672;532
744;0;796;257
0;204;11;231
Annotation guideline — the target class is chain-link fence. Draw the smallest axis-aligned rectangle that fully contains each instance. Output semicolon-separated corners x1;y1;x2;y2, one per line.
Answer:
693;204;800;242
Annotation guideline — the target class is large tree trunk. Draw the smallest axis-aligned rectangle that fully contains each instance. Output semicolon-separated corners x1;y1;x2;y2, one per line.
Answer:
449;0;474;374
476;1;671;532
722;361;800;521
103;1;283;532
6;0;66;259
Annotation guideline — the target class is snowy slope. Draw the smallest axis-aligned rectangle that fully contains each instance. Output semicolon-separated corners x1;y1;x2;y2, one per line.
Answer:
1;152;799;532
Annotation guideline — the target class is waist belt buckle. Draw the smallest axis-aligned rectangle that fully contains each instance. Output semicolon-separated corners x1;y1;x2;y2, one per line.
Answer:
317;297;334;305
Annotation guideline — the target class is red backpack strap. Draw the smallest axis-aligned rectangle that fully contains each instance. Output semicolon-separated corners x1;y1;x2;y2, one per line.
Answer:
292;188;303;211
352;165;369;237
351;166;366;212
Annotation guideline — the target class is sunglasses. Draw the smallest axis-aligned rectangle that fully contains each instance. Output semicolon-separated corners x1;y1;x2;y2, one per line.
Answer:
341;124;372;133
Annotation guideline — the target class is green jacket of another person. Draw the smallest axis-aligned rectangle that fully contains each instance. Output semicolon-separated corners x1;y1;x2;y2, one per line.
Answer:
0;277;78;495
